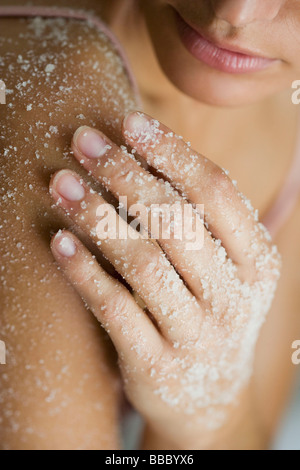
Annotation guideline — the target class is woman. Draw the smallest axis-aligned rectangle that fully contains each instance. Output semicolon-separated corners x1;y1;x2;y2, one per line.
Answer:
0;0;299;450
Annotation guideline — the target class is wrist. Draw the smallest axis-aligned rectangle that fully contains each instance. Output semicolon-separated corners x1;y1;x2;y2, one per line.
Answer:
141;387;267;450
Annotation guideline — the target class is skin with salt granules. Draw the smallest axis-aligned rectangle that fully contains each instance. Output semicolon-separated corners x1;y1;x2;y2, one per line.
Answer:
0;5;294;451
49;112;281;447
0;15;138;450
123;119;281;427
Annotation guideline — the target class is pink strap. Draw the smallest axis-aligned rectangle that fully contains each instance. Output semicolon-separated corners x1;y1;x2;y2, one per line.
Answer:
0;5;142;108
262;116;300;236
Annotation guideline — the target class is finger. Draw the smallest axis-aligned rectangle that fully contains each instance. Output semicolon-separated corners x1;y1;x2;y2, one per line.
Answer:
123;111;268;268
71;126;218;299
49;171;201;343
51;230;164;366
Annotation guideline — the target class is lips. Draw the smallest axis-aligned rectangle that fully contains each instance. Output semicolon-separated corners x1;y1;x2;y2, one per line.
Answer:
175;10;276;74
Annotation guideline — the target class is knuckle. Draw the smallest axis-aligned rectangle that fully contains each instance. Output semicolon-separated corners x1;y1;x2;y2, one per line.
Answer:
73;263;100;287
141;347;172;381
181;325;202;344
104;290;131;319
134;251;166;289
113;170;133;188
110;162;137;189
210;167;235;205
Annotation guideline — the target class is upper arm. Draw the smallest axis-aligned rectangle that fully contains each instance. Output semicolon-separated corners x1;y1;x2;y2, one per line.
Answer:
0;16;138;449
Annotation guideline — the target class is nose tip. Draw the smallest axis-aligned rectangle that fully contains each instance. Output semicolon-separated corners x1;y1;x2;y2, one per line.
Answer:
211;0;282;27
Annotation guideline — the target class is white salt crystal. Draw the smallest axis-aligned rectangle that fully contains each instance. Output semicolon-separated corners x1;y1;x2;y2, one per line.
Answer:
45;64;55;73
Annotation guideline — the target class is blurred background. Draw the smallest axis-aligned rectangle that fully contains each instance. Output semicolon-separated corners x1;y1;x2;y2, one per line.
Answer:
272;373;300;450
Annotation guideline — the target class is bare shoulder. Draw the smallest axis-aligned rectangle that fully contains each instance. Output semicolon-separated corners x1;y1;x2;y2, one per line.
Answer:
0;14;138;295
0;15;138;261
0;15;137;146
0;16;137;449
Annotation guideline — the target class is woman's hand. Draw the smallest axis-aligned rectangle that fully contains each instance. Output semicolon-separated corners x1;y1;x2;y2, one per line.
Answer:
49;112;281;449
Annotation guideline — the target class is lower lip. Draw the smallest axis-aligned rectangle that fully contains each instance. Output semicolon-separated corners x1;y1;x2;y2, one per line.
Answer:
175;12;275;74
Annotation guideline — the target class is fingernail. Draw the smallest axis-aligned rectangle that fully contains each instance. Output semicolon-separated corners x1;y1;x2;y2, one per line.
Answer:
54;233;76;257
74;127;108;159
124;112;151;135
55;173;85;201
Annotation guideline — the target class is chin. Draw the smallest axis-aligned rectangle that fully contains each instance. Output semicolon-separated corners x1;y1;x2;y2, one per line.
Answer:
156;56;285;107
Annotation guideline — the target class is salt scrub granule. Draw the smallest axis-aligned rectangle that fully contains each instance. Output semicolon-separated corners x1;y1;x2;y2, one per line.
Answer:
124;113;163;148
49;126;58;135
0;15;138;449
45;64;56;74
125;171;134;183
0;14;282;439
122;114;281;430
